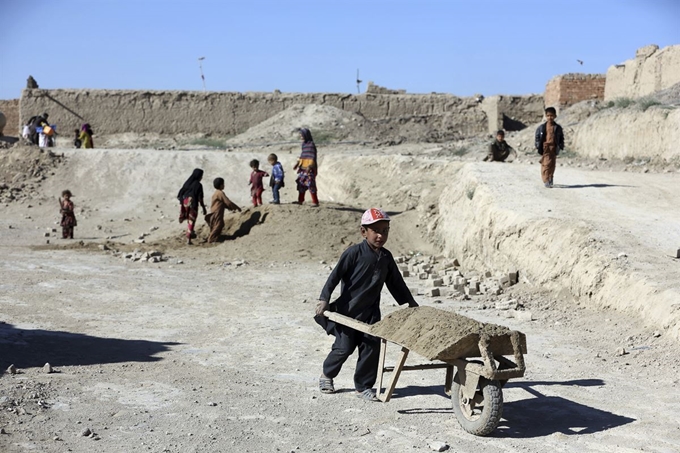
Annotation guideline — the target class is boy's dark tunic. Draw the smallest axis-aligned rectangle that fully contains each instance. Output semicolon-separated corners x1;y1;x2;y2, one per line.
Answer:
316;240;416;392
485;140;513;162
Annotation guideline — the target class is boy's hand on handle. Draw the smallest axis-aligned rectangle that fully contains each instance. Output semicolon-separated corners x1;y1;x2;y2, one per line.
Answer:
315;300;329;316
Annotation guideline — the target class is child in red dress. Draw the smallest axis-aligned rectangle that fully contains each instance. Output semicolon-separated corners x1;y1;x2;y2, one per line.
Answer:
59;190;77;239
248;159;269;207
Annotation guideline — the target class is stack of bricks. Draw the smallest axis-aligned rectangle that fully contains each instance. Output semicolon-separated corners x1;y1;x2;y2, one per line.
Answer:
394;255;519;299
544;73;606;113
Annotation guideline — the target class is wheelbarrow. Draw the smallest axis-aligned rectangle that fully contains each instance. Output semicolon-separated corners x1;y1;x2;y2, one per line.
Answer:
323;307;527;436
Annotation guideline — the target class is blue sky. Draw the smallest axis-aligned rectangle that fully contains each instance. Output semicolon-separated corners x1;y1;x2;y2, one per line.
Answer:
0;0;678;100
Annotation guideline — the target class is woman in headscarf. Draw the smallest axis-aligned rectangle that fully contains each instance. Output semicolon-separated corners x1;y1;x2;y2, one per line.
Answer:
177;168;207;244
293;127;319;207
79;123;94;149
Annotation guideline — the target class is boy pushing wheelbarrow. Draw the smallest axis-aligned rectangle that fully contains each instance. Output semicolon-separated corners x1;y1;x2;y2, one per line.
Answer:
314;208;419;401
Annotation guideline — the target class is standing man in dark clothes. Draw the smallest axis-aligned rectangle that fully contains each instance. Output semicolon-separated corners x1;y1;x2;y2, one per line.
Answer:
535;107;564;188
483;130;517;162
315;208;419;401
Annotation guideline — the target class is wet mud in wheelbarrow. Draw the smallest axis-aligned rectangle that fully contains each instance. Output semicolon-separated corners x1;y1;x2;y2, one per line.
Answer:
370;306;527;360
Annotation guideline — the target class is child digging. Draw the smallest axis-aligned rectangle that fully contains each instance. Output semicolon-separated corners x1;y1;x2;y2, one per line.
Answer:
314;208;419;401
59;190;77;239
205;177;242;243
248;159;269;207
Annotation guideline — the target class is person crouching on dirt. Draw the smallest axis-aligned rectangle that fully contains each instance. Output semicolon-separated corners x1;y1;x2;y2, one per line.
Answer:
205;177;241;243
535;107;564;188
178;168;207;245
483;130;517;162
314;208;419;401
59;190;77;239
293;128;319;207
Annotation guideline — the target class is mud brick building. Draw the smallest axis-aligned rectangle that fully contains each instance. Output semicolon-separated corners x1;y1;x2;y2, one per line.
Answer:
544;73;606;113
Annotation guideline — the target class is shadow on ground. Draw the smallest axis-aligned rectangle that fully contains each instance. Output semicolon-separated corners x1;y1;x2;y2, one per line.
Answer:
0;322;179;371
396;378;635;438
556;183;634;189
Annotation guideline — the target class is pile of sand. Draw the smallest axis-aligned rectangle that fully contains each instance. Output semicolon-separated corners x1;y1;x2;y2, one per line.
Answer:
371;306;521;361
143;203;429;262
225;104;380;146
0;144;66;203
191;203;364;261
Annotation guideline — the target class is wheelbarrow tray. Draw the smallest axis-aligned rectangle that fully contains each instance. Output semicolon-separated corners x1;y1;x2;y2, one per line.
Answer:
369;306;527;361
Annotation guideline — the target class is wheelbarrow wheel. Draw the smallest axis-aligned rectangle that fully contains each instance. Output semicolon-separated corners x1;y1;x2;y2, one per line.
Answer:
451;375;503;436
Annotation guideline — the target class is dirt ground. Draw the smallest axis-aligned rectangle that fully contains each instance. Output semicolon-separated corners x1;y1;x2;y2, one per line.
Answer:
1;133;680;453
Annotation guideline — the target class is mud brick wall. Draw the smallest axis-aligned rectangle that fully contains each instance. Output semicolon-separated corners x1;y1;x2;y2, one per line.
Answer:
0;99;20;136
544;73;606;113
19;89;544;139
605;44;680;101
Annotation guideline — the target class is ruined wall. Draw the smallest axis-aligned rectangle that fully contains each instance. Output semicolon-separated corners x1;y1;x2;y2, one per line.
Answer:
19;89;543;139
481;95;544;134
605;44;680;101
544;73;606;113
0;99;20;136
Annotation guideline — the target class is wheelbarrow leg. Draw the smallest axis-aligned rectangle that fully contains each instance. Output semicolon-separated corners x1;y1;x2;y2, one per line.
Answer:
445;365;454;396
378;346;409;402
376;339;387;399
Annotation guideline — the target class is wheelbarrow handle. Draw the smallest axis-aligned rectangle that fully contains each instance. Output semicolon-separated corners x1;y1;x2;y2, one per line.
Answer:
322;311;373;335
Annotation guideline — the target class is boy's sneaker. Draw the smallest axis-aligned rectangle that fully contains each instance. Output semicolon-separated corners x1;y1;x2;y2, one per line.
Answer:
269;200;280;205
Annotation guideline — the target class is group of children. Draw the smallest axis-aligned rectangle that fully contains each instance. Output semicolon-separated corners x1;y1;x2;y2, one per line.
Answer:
248;127;319;207
248;153;284;206
176;168;242;245
59;127;321;242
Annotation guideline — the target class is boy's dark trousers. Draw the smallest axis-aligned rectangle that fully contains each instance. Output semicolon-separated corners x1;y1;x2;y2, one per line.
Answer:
323;324;380;392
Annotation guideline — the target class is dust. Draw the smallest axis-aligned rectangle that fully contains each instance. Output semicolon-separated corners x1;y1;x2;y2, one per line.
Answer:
371;306;521;361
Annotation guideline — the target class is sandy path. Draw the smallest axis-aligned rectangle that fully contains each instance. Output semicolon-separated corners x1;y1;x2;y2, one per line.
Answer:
480;163;680;257
437;162;680;339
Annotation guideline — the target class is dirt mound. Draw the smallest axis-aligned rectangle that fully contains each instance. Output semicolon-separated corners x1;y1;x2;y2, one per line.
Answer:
145;202;427;263
158;203;367;262
371;306;518;361
226;104;379;146
0;144;66;203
